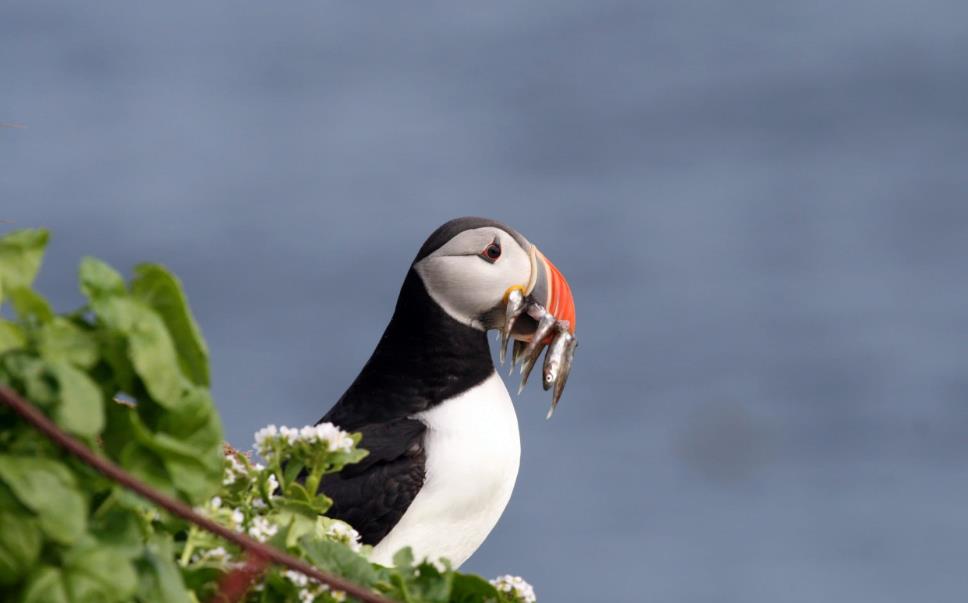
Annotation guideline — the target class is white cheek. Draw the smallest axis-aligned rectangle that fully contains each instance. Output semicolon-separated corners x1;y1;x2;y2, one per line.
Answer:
415;254;529;329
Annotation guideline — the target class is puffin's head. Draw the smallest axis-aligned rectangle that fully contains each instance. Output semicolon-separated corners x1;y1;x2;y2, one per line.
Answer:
412;217;575;337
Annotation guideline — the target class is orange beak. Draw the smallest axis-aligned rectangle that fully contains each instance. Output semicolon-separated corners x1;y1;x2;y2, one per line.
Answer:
527;246;576;334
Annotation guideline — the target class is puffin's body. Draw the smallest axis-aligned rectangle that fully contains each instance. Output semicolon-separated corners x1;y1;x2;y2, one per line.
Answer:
318;218;575;568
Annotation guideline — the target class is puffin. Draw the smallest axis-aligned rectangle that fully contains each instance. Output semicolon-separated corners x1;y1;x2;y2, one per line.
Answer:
317;217;577;568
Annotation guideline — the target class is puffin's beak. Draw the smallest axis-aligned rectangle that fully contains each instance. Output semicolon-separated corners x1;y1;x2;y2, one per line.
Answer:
526;245;576;334
499;245;578;417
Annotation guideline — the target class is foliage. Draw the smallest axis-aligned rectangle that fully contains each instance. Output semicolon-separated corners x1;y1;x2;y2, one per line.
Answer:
0;229;535;603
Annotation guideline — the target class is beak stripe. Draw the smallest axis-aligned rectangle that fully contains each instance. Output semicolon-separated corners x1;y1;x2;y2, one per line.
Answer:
536;249;576;334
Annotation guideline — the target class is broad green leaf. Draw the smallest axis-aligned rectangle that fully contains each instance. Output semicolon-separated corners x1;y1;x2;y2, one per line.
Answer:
135;536;192;603
0;455;87;544
78;256;126;300
118;443;177;497
51;362;104;436
1;353;57;406
20;565;70;603
0;510;43;586
132;264;210;386
0;320;25;355
38;317;99;368
8;287;54;323
450;574;507;603
0;228;49;307
299;537;378;588
123;402;221;503
89;507;144;559
92;296;184;407
156;387;224;453
63;544;138;603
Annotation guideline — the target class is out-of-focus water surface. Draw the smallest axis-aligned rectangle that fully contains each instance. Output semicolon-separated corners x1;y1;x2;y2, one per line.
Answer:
4;2;968;601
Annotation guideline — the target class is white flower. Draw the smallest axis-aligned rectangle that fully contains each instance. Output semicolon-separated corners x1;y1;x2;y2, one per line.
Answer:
490;575;537;603
193;546;229;564
224;453;248;485
230;509;244;528
266;473;279;494
331;591;345;602
325;520;362;552
280;426;299;444
284;570;309;588
298;589;315;603
313;422;354;453
254;425;279;457
247;516;278;542
252;498;267;509
209;496;222;509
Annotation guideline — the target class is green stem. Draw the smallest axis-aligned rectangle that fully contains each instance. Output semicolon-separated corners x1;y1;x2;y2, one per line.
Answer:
178;527;198;566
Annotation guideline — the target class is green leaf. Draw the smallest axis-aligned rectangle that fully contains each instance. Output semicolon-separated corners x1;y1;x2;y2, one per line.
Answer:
51;362;104;436
89;507;144;559
450;574;506;603
131;264;210;386
78;257;126;300
21;565;70;603
135;536;192;603
92;296;184;407
118;443;177;498
0;455;87;544
0;229;49;307
1;353;57;406
299;537;378;588
61;544;138;603
38;318;99;369
0;510;43;586
8;287;54;323
0;320;26;355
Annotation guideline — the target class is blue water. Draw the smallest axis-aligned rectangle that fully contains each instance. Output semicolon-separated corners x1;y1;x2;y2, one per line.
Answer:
4;2;968;601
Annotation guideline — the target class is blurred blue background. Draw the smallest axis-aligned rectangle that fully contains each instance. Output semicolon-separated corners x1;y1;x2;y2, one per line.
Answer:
4;2;968;601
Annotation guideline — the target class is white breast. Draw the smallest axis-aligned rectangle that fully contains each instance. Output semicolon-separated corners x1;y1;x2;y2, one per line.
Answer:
369;372;521;569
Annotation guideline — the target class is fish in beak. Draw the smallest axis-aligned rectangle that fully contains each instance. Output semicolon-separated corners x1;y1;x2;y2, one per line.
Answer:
500;245;578;418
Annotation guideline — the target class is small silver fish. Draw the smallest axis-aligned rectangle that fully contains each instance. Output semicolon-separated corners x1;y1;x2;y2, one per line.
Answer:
542;328;573;392
547;336;578;418
499;288;526;365
518;311;557;394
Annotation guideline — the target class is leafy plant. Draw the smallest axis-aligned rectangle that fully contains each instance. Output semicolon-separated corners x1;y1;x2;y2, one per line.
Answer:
0;229;535;603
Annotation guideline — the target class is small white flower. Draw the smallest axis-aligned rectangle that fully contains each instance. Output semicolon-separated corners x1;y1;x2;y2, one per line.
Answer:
247;516;278;542
209;496;222;509
325;520;362;552
224;453;248;486
253;462;265;472
252;498;267;509
254;424;278;446
490;575;537;603
284;570;309;588
193;546;229;564
331;590;345;602
298;589;315;603
266;473;279;494
314;423;354;453
230;509;244;528
280;426;299;444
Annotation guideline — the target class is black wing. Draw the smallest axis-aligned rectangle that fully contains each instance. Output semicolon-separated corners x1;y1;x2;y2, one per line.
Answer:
317;418;426;545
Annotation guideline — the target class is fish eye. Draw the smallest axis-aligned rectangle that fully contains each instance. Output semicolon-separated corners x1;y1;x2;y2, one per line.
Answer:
481;242;502;262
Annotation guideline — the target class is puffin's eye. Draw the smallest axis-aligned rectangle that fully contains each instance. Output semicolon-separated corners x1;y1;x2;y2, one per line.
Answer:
481;242;502;262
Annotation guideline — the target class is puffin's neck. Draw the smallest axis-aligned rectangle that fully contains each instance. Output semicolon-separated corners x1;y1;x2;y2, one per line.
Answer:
327;269;496;426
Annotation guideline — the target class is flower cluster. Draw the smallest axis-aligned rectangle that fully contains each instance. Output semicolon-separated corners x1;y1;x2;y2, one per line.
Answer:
247;515;278;542
490;575;537;603
323;520;362;553
253;423;355;460
283;570;345;603
223;453;250;486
